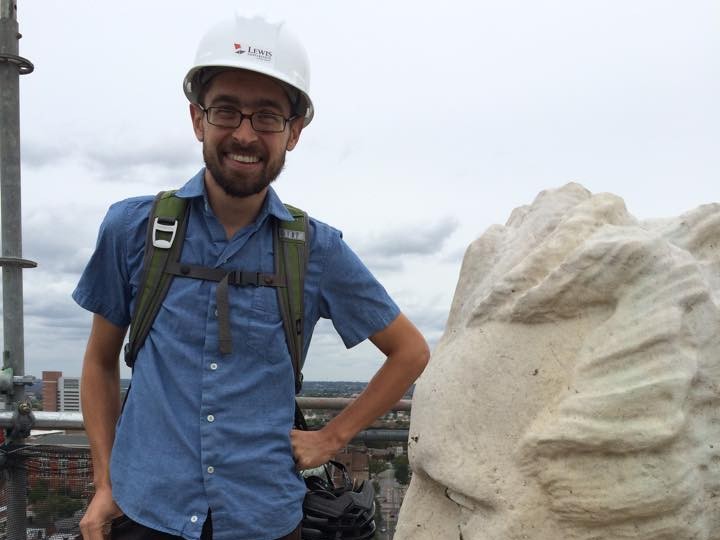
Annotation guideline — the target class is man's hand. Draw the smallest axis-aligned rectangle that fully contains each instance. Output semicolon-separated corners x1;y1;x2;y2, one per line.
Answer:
79;486;123;540
290;428;342;470
290;314;428;471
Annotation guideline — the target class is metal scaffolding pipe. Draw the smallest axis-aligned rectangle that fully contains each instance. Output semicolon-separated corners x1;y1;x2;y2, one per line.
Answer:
0;412;412;443
0;411;85;429
0;396;413;429
350;429;409;444
0;2;34;374
297;396;412;411
0;1;34;537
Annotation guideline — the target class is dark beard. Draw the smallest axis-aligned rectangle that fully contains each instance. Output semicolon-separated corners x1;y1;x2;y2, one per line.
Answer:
203;144;286;199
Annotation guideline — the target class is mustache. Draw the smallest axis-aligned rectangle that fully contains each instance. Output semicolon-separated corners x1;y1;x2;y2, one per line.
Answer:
223;143;266;158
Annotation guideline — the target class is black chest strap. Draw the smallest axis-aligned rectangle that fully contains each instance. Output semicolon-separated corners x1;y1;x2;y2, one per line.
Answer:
125;191;309;396
164;261;285;356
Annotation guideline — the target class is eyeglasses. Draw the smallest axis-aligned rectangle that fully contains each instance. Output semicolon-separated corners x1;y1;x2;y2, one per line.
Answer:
199;106;296;133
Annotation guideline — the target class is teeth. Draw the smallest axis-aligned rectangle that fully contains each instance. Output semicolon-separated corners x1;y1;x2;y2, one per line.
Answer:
229;153;260;163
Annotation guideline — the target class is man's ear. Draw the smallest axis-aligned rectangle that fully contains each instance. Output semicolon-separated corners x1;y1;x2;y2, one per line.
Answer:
190;103;205;142
285;117;304;151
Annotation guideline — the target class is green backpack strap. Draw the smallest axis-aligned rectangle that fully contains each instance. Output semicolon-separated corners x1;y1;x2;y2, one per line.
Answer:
123;193;309;397
276;204;310;394
124;190;189;369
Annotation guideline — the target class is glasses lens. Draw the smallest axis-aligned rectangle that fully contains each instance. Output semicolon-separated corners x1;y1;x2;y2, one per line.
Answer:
252;112;284;132
208;107;241;128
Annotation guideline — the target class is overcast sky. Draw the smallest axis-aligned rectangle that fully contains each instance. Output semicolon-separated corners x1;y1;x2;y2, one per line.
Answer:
3;0;718;381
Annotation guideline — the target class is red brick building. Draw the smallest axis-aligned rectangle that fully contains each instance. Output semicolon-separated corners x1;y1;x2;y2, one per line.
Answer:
42;371;62;412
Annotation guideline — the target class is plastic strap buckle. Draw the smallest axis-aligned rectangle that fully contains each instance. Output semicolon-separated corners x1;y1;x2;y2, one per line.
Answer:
123;342;133;367
152;217;178;249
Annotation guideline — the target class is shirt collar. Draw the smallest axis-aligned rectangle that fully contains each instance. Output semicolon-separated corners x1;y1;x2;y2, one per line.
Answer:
174;168;294;222
174;169;205;199
264;185;294;222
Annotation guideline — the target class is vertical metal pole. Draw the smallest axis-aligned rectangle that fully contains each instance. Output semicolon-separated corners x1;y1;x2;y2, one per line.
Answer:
0;1;34;538
0;1;25;369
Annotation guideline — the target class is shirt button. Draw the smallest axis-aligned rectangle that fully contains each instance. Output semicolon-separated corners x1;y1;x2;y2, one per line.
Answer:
207;414;215;423
207;466;215;474
190;515;198;523
210;363;218;370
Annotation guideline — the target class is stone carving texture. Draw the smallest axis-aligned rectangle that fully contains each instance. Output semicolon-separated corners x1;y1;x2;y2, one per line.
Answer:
395;183;720;540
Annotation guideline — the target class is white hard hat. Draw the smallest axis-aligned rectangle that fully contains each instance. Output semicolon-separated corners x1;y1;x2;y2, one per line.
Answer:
184;15;314;126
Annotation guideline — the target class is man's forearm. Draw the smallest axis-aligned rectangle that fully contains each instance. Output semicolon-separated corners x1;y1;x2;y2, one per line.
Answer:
321;342;429;448
290;316;429;470
81;357;121;489
80;314;126;490
291;312;429;470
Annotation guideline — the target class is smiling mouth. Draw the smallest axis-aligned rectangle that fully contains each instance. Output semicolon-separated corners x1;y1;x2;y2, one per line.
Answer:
228;153;261;164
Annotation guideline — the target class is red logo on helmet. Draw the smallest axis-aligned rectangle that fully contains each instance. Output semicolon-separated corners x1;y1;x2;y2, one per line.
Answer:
234;43;246;54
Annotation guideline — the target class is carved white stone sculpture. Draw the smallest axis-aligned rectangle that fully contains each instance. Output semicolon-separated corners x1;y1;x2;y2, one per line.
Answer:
395;183;720;540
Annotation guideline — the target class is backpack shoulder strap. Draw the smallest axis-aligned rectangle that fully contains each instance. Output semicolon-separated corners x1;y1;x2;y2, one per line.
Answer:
124;190;189;368
123;193;308;396
275;204;310;394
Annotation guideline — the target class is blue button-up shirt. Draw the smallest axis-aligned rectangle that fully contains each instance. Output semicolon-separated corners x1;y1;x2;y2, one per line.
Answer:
73;170;400;540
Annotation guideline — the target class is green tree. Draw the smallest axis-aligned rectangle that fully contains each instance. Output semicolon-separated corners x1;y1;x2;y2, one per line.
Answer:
30;491;84;528
369;458;389;476
28;480;49;504
393;455;409;485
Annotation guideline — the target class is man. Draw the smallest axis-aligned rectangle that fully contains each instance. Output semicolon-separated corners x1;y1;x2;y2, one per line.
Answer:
74;14;428;540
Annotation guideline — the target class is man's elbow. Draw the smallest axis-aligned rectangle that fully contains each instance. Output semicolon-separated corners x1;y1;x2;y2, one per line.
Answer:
406;336;430;380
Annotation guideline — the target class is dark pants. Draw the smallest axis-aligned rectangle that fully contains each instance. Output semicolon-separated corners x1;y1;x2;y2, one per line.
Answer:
108;511;302;540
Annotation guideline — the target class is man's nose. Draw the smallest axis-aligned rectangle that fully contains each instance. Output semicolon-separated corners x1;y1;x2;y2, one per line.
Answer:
231;116;258;143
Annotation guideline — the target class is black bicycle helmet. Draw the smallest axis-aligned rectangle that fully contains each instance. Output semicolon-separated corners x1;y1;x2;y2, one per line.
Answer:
302;460;376;540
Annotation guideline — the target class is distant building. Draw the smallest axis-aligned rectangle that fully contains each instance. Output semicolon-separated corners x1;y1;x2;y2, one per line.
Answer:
390;444;405;456
42;372;62;412
24;432;92;534
42;372;130;412
58;377;80;412
334;446;369;482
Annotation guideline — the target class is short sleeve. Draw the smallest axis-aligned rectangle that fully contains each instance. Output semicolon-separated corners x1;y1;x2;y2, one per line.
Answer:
318;231;400;348
72;202;134;327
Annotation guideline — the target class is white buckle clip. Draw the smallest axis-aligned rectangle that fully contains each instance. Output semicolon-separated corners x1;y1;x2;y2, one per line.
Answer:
152;217;177;249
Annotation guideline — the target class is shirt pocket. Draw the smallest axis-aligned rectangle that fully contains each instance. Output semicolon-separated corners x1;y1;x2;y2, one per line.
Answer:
246;286;291;365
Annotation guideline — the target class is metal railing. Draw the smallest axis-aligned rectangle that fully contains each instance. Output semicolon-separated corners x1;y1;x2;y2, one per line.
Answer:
0;397;412;442
0;399;411;539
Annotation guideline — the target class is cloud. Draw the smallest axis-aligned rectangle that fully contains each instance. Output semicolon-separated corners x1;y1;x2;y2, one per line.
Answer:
25;287;87;329
23;207;98;274
21;135;201;186
21;140;74;168
306;290;450;379
305;323;388;381
80;136;201;186
351;217;460;273
442;244;469;265
361;217;459;257
1;206;100;375
22;265;89;340
84;139;199;175
395;294;449;351
0;202;98;376
0;274;90;377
